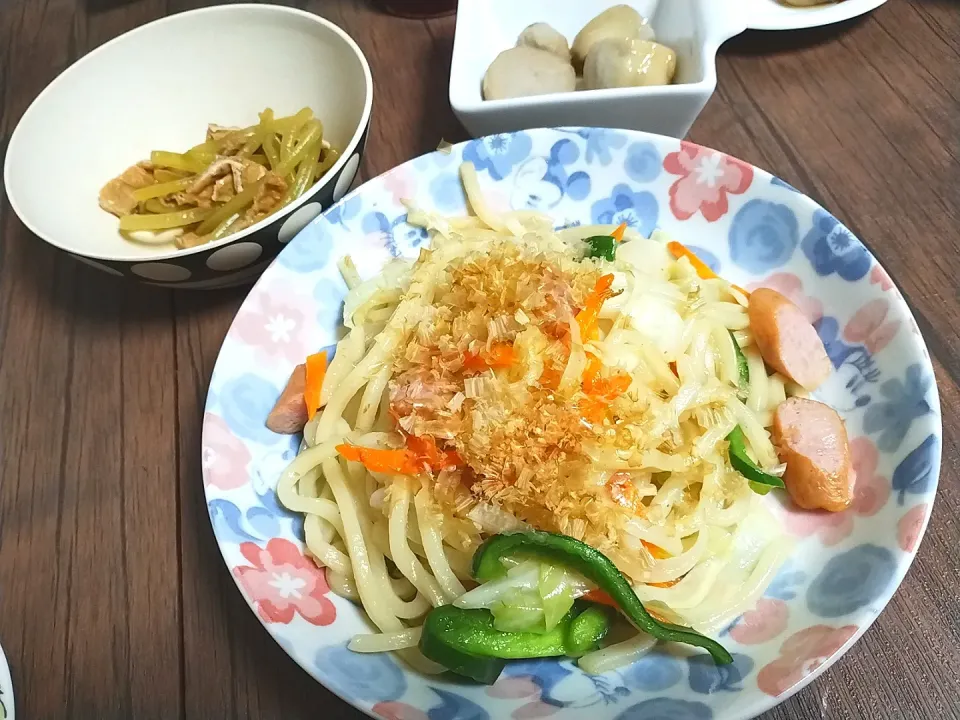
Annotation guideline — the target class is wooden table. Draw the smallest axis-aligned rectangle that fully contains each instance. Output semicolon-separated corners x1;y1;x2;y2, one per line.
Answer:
1;1;957;718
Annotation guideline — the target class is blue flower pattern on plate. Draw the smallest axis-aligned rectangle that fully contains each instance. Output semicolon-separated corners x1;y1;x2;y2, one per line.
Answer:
685;245;720;274
892;434;939;504
313;644;406;702
278;220;333;272
807;544;896;617
426;688;490;720
220;374;280;444
620;652;683;693
561;127;628;166
728;199;798;273
362;211;428;257
801;209;871;281
615;697;713;719
202;129;940;720
592;183;658;237
624;141;662;183
326;195;362;229
429;172;467;211
863;363;932;451
313;279;345;329
462;132;533;181
512;139;590;211
688;653;754;694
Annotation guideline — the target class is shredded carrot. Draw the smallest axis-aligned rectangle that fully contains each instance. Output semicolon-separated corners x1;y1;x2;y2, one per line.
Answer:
303;351;328;420
463;342;517;372
583;353;631;400
578;396;608;425
647;578;682;589
667;241;750;297
539;366;563;391
336;443;420;475
611;221;628;243
642;540;671;560
576;274;618;342
406;434;462;472
668;361;678;377
582;589;619;608
582;353;603;388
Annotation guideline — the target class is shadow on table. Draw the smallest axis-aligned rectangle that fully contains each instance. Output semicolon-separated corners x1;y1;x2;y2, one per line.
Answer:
418;19;470;151
722;16;865;56
8;228;246;327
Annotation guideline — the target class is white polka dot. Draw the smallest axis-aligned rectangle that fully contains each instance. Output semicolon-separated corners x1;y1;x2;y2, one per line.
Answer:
131;262;191;282
278;202;324;244
333;154;360;203
206;241;263;271
73;255;123;276
146;259;272;289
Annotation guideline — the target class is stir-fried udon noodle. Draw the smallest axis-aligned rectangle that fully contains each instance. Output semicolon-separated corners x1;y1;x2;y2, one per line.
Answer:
276;162;796;674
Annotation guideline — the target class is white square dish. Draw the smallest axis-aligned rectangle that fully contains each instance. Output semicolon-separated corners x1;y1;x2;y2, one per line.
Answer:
449;0;747;139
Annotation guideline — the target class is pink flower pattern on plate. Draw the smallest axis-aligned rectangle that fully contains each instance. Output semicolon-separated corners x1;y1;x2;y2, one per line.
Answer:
757;624;858;697
231;284;312;364
373;702;429;720
663;142;754;222
201;413;252;490
383;167;418;205
782;437;890;545
870;264;894;291
487;677;560;719
233;538;336;626
898;503;928;552
729;598;790;645
844;298;900;354
748;272;823;323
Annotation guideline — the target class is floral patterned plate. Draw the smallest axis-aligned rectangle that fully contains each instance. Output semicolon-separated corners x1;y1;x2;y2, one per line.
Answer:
202;128;941;720
0;643;14;720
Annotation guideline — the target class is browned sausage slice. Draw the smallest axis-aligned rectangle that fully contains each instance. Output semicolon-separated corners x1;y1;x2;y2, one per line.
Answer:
748;288;831;391
266;364;308;434
772;397;853;512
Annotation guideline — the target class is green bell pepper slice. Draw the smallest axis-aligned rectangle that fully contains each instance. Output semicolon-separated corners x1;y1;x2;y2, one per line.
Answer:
472;532;733;665
584;235;617;261
727;425;785;495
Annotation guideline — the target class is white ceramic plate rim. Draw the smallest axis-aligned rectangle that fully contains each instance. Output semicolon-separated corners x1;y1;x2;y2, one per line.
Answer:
0;643;13;720
2;4;373;265
747;0;888;31
205;127;942;720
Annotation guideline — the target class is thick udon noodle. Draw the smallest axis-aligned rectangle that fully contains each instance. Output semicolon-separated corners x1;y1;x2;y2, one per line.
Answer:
277;162;793;673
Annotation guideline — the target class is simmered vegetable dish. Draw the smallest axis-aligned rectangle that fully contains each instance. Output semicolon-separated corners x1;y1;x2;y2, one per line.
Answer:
99;107;340;250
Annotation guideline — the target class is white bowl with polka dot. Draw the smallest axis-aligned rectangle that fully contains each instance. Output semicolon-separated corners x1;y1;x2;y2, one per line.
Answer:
3;4;372;289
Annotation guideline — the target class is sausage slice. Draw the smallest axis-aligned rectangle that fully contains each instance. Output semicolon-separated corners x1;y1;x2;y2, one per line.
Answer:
748;288;831;390
266;364;308;434
772;397;853;512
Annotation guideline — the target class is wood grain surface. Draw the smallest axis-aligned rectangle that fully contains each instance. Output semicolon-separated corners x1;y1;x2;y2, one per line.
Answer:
0;1;957;718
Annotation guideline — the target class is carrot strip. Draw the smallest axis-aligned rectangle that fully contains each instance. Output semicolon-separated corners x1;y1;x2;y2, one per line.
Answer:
463;342;516;372
582;588;670;622
647;578;682;589
576;273;618;342
336;443;420;475
303;351;328;420
641;540;671;560
667;241;749;296
582;589;619;608
578;396;608;424
406;434;462;472
539;366;562;391
611;222;628;243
